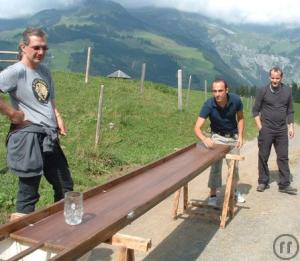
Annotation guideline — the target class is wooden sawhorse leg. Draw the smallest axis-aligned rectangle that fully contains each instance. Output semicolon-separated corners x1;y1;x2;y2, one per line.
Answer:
106;233;152;261
117;247;135;261
220;154;245;229
172;184;188;219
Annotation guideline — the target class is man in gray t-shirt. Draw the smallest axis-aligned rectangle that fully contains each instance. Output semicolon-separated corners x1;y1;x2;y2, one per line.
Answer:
0;61;57;127
0;27;73;214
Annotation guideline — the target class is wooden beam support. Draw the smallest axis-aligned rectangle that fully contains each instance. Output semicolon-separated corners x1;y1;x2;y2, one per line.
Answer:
105;233;151;252
225;154;245;161
220;154;245;228
6;241;45;261
183;185;188;211
172;189;181;219
116;247;135;261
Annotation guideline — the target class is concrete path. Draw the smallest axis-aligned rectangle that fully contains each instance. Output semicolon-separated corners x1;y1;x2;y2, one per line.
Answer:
88;127;300;261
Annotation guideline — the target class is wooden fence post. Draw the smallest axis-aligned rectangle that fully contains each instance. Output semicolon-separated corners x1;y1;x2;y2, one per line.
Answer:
85;47;91;84
140;63;146;94
95;84;104;146
177;69;183;111
186;75;192;109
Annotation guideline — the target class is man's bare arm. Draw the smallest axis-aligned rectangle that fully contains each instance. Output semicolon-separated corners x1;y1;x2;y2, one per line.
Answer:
194;117;213;148
0;97;24;124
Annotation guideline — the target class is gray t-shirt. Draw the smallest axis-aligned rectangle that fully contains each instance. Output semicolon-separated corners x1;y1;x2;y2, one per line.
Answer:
0;62;57;127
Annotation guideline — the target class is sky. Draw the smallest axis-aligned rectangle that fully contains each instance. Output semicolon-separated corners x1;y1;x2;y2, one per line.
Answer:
0;0;300;25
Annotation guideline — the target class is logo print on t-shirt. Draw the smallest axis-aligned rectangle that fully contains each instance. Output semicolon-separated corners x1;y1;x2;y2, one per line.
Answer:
32;79;49;104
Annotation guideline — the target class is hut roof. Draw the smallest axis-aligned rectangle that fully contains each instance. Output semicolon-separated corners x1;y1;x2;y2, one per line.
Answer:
107;70;131;79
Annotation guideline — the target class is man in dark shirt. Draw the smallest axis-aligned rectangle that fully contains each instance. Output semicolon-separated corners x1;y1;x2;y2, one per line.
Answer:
194;79;245;206
252;67;297;194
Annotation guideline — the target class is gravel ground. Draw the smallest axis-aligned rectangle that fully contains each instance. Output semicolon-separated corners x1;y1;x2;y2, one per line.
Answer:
88;127;300;261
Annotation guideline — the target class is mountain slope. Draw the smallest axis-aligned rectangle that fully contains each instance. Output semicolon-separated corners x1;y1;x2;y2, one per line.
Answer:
1;0;300;87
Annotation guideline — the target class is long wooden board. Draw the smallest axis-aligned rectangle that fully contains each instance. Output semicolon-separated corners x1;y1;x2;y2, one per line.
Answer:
0;143;230;260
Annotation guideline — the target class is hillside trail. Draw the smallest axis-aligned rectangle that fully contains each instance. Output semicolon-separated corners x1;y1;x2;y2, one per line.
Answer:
89;126;300;261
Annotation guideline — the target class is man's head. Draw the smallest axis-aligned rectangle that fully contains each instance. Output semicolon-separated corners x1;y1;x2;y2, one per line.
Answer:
212;79;228;105
269;67;283;88
18;27;48;68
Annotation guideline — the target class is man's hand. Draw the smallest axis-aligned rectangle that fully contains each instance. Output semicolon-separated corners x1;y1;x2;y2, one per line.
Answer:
236;136;243;149
202;137;214;149
254;115;262;131
9;110;25;124
56;115;67;136
288;124;295;139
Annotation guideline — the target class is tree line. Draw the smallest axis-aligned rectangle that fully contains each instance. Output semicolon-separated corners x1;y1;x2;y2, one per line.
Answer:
234;83;300;103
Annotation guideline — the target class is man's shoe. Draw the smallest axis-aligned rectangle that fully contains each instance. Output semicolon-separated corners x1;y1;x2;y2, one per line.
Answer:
235;191;246;203
256;184;270;192
278;185;298;195
207;196;218;207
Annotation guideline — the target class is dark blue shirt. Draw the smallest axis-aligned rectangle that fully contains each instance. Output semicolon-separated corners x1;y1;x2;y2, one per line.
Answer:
199;93;243;134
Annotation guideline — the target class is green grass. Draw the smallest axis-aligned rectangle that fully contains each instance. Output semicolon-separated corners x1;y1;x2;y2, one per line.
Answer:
48;40;92;70
58;15;94;27
294;103;300;123
0;71;294;223
132;31;214;69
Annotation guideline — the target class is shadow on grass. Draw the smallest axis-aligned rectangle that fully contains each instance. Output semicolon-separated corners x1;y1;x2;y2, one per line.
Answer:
0;166;8;175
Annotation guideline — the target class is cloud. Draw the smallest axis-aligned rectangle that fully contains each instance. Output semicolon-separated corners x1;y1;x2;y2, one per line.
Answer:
118;0;300;25
0;0;80;19
0;0;300;25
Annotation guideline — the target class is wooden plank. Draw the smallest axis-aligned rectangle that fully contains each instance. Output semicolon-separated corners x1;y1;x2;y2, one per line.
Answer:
0;144;196;238
83;143;197;201
6;241;44;261
0;202;64;238
6;143;230;260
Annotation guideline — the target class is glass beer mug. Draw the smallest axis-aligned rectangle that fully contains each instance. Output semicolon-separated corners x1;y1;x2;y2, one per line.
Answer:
64;191;83;225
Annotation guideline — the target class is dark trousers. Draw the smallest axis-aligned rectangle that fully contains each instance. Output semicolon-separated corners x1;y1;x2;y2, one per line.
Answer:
16;146;73;214
258;127;290;188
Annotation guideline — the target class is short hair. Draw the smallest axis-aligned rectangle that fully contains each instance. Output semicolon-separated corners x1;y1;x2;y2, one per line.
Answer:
18;27;47;60
269;67;283;77
211;79;228;89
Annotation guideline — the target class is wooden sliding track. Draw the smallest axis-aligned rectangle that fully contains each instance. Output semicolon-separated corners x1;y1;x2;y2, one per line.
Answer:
0;143;230;260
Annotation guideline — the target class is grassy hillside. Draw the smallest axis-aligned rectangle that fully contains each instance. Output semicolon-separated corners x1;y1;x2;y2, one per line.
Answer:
0;70;276;223
0;1;250;88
